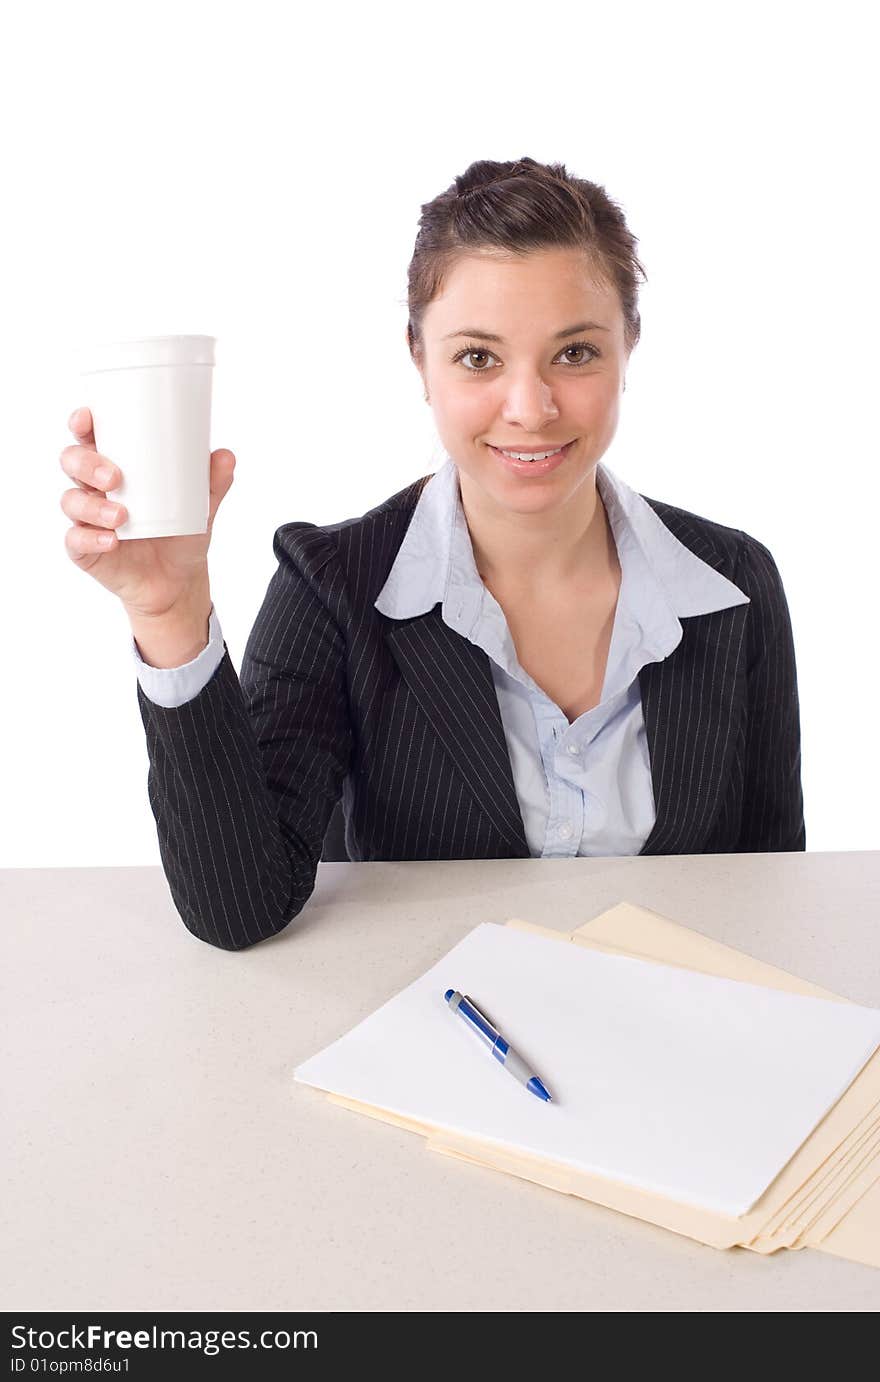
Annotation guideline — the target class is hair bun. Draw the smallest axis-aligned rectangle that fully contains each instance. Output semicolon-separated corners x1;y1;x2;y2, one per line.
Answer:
455;158;537;200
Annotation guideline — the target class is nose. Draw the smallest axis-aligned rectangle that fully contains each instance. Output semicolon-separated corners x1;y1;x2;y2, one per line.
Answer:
498;373;560;431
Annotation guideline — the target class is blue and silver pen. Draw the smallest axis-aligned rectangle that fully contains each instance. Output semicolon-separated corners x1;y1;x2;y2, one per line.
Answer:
444;990;553;1102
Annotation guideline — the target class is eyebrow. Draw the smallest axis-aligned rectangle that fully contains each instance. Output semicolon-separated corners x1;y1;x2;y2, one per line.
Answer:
442;321;610;342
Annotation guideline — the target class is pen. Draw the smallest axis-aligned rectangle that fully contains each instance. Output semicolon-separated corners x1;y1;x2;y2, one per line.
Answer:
444;989;553;1101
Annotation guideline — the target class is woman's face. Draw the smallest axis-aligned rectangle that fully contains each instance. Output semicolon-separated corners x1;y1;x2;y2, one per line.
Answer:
415;247;630;519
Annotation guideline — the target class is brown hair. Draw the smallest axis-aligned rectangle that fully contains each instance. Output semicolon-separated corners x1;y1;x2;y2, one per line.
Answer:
405;156;647;366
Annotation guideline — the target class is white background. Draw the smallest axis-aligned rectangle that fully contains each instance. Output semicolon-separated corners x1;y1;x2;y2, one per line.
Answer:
3;0;877;866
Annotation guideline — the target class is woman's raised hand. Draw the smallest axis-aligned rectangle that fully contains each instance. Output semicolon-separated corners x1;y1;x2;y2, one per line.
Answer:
60;407;236;620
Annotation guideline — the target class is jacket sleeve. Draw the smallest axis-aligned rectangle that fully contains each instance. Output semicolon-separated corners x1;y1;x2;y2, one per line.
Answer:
135;524;354;950
735;535;806;852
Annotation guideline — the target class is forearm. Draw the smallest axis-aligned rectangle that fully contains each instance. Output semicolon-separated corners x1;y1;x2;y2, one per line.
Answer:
133;530;354;951
137;651;320;950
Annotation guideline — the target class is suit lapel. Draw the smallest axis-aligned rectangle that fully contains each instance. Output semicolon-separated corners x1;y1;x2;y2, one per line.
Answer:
384;609;530;857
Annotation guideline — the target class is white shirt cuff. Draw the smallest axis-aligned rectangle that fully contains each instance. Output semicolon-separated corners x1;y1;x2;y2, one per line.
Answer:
132;604;226;708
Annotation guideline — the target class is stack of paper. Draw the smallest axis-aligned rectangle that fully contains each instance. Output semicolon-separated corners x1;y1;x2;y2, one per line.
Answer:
293;904;880;1266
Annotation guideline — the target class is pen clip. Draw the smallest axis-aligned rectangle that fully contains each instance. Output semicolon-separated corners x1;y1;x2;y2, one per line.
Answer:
462;994;500;1041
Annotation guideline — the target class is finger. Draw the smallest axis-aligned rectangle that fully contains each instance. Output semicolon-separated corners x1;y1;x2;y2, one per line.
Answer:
60;488;126;528
69;407;96;448
209;448;236;492
64;520;119;560
59;443;120;495
207;449;236;527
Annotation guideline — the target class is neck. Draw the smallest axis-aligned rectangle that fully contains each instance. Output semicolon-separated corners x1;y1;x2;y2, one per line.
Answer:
458;467;615;596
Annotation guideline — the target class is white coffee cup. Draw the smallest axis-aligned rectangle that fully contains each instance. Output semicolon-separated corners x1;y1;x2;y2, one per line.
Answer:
78;335;216;540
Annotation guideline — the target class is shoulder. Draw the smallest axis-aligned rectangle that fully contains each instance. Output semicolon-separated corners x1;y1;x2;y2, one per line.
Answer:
643;490;785;583
639;490;745;570
641;490;792;648
269;474;431;594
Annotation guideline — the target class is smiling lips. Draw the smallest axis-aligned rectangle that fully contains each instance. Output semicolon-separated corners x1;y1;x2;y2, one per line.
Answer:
490;441;574;457
488;439;576;473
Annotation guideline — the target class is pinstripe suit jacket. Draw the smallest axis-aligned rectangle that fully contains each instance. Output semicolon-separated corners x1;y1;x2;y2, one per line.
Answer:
136;474;806;950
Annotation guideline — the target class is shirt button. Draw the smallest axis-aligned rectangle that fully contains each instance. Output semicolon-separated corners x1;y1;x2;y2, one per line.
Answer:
557;822;573;839
566;742;580;755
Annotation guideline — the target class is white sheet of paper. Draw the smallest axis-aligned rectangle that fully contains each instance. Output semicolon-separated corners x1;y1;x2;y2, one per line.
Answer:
293;922;880;1216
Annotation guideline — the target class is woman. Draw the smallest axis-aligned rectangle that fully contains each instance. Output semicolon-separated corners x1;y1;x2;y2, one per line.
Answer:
61;157;805;951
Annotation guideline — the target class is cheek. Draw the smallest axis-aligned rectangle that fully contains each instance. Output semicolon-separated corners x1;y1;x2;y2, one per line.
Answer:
436;390;492;437
575;386;620;441
602;389;621;427
452;387;492;417
576;375;618;410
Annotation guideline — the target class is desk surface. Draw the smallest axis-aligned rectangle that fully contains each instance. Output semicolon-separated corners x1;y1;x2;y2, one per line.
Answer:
3;851;880;1312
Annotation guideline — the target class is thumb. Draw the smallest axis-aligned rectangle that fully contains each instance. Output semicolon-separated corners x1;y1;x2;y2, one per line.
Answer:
207;448;236;529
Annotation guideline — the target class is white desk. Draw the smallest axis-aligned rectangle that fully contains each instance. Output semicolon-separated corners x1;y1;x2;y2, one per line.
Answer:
3;851;879;1312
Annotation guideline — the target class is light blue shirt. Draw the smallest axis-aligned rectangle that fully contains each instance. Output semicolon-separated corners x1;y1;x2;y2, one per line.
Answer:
133;457;750;858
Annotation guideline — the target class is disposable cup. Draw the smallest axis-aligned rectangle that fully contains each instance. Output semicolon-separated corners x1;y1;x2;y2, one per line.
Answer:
78;335;216;539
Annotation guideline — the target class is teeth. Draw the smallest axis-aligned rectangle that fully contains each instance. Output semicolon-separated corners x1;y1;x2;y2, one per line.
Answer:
499;446;564;462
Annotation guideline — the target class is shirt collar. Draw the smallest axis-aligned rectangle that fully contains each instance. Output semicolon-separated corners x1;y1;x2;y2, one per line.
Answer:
374;456;750;637
372;453;751;668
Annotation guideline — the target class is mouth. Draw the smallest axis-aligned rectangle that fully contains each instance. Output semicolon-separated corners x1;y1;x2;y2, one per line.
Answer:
487;439;576;475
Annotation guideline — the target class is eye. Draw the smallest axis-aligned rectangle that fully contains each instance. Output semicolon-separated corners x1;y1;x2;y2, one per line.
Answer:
451;340;601;373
